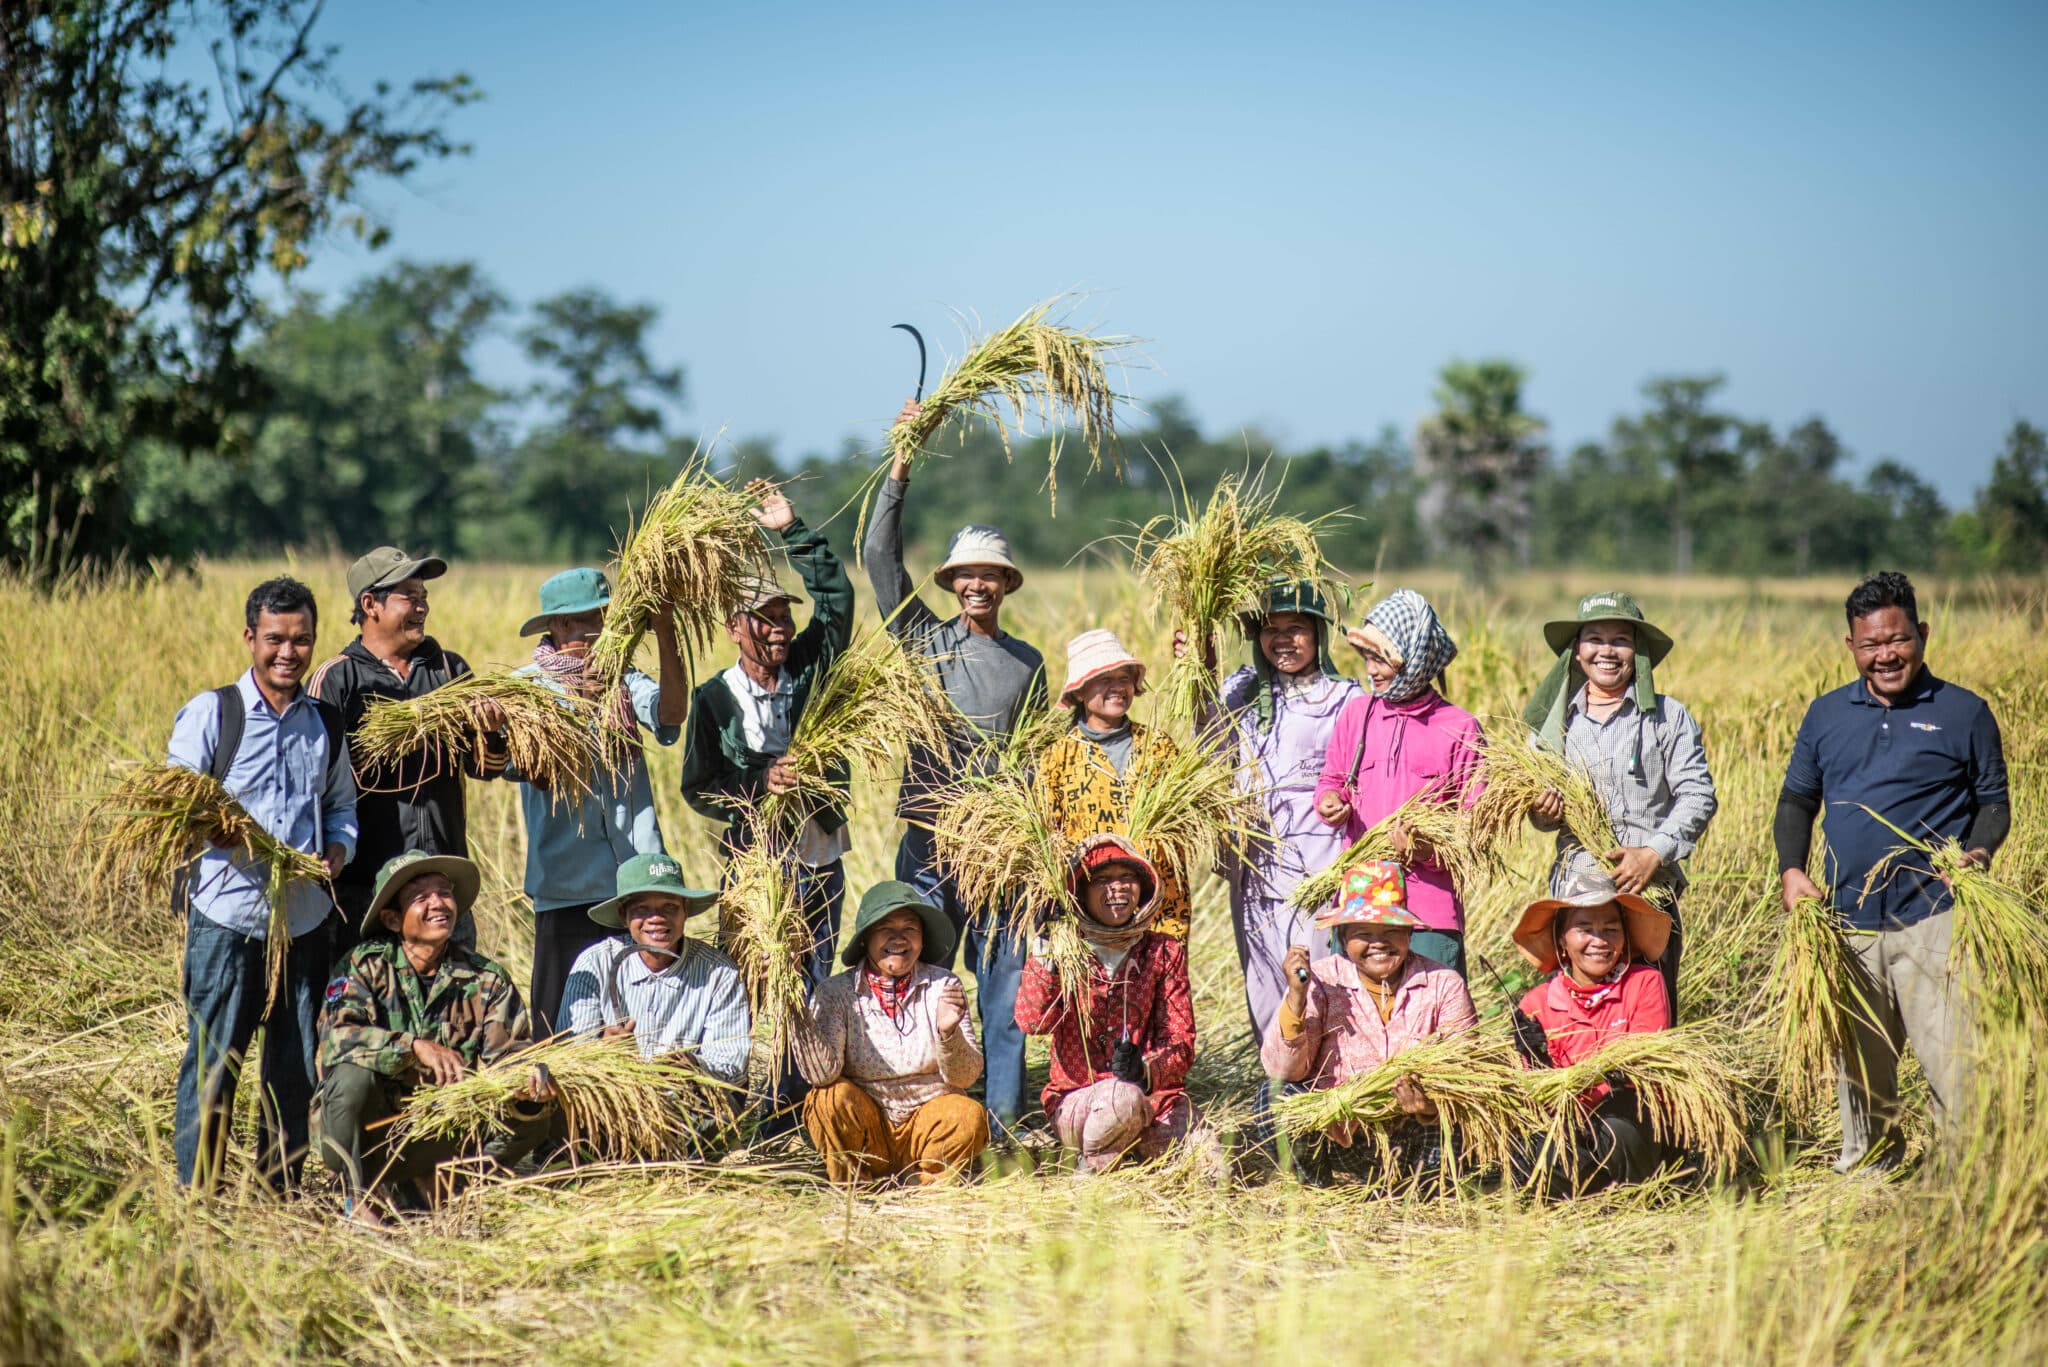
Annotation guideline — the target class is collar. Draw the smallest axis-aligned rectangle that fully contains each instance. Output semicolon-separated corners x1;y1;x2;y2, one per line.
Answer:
1567;682;1639;721
1324;951;1426;998
944;613;1009;643
344;635;442;672
1848;667;1940;709
618;939;694;984
1370;689;1442;719
235;667;306;719
724;661;790;701
367;935;485;983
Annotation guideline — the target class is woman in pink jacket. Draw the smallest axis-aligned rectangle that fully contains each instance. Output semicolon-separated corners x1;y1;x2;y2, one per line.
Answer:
1314;589;1484;975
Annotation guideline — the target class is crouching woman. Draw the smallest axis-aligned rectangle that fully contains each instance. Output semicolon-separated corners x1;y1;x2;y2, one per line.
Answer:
1259;862;1477;1183
314;852;554;1226
796;882;990;1185
1015;835;1202;1174
1509;856;1674;1196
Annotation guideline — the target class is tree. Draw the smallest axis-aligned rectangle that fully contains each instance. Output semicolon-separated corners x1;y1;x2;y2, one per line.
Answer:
1609;375;1740;576
1975;420;2048;571
1413;360;1548;581
0;0;475;580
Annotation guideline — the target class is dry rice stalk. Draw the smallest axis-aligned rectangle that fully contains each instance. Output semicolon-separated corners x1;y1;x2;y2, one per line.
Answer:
882;296;1136;513
1470;728;1618;857
1042;917;1097;1002
352;672;607;800
390;1033;740;1161
1129;466;1342;728
759;625;955;833
1769;890;1864;1128
87;763;329;1009
1122;738;1269;899
1270;1028;1537;1185
1286;789;1485;916
719;829;815;1076
931;765;1074;941
1522;1023;1750;1181
589;448;771;684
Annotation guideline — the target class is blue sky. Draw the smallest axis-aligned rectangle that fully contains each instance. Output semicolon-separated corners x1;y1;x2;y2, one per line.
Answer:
298;0;2047;504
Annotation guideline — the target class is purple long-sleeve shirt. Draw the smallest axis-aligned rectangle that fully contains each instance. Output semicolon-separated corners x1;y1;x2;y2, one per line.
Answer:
1313;690;1485;933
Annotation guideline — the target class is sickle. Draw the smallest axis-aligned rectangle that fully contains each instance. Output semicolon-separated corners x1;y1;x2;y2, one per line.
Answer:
890;323;927;400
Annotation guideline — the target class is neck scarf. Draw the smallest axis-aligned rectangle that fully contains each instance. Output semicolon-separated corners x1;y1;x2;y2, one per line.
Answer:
864;965;916;1019
1362;590;1458;704
1522;649;1657;755
1559;958;1631;1012
534;636;640;757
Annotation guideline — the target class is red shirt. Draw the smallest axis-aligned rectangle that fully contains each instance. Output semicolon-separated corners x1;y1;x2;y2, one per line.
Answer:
1519;960;1669;1106
1014;932;1195;1124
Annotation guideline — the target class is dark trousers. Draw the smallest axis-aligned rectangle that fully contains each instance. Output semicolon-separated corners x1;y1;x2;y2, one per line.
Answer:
1657;899;1684;1024
312;1062;549;1198
172;914;329;1189
896;823;1028;1131
531;902;611;1038
755;857;846;1134
1514;1091;1665;1197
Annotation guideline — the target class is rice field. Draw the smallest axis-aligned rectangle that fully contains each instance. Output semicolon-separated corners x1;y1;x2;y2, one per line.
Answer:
3;559;2046;1364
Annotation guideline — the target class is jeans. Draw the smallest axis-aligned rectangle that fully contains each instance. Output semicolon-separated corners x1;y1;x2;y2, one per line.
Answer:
172;913;329;1189
530;902;610;1038
896;823;1028;1131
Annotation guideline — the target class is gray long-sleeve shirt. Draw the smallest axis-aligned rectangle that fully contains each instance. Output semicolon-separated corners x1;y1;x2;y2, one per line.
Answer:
1544;686;1718;895
863;476;1047;820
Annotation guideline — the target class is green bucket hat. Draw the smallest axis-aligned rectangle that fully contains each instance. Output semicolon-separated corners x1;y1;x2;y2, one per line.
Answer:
520;567;613;637
587;852;720;929
1235;577;1348;732
360;851;481;937
840;880;956;970
1542;590;1673;665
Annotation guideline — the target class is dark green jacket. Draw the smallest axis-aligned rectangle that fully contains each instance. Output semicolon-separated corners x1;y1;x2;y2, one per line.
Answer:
679;516;855;849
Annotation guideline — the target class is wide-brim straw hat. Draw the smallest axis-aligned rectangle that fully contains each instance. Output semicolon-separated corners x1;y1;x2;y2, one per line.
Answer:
587;852;720;929
1542;590;1673;666
1511;860;1670;974
934;524;1024;593
1059;629;1147;707
1312;859;1424;932
841;880;957;970
361;851;481;937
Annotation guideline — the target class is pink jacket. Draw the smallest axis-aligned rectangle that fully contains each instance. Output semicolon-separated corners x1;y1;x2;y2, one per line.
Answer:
1260;951;1477;1144
1313;690;1485;932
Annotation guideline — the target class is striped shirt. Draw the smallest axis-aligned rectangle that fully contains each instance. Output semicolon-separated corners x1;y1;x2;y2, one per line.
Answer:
560;936;752;1085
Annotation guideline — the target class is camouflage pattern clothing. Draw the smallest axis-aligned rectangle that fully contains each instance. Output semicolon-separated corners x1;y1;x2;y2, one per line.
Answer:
318;936;532;1082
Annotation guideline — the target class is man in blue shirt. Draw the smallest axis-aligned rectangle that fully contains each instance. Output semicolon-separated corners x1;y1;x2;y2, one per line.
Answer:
510;567;688;1036
167;577;359;1190
1777;571;2009;1172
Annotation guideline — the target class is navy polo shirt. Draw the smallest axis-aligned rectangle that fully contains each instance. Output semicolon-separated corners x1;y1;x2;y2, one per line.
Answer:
1783;669;2007;929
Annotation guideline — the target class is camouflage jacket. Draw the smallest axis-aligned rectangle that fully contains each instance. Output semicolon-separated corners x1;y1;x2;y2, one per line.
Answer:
318;937;531;1081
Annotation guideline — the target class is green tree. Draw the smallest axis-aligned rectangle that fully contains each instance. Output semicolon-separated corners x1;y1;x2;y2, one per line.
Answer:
0;0;475;580
1975;420;2048;571
1413;360;1548;580
1609;375;1740;576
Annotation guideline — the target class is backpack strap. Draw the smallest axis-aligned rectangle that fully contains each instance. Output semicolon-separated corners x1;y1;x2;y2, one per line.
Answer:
209;685;246;782
310;696;346;779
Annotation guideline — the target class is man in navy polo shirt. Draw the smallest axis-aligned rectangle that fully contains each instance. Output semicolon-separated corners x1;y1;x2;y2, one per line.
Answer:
1776;571;2009;1173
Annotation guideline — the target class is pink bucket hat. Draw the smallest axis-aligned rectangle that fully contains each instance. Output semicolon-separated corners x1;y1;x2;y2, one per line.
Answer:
1312;860;1424;931
1058;629;1148;707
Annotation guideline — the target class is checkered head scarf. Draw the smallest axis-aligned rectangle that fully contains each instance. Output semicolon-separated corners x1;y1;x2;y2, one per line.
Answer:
1362;589;1458;704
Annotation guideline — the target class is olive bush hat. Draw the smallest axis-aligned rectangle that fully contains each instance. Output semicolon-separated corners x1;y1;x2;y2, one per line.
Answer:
346;546;447;602
1542;590;1673;664
361;850;480;936
841;880;956;969
520;567;612;637
587;852;720;929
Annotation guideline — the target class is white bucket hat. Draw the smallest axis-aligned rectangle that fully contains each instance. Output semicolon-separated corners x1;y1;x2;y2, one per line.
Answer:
1059;628;1147;706
935;524;1023;593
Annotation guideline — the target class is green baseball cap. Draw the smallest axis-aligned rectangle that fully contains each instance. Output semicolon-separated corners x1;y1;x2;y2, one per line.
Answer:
1543;590;1674;665
346;546;448;603
361;851;480;937
587;852;720;929
521;567;613;637
840;880;956;969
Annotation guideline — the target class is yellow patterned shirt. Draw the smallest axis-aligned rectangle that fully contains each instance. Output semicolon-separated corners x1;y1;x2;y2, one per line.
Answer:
1036;722;1193;940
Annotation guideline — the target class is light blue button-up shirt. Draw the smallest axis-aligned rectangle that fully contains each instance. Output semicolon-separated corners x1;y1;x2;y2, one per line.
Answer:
513;666;680;911
560;935;752;1084
166;670;359;938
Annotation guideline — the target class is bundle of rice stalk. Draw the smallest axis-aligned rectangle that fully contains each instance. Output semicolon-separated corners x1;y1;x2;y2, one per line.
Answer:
1521;1023;1750;1180
1285;789;1484;916
1468;729;1664;900
87;763;329;1008
758;625;954;833
1122;739;1269;895
1769;890;1863;1129
352;672;607;800
589;450;770;684
931;765;1074;941
1129;467;1342;728
1858;808;2048;1031
389;1033;739;1162
718;829;815;1073
1270;1028;1537;1182
882;296;1136;513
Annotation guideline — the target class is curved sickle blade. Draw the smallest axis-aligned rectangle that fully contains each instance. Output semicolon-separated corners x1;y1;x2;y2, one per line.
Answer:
890;323;928;400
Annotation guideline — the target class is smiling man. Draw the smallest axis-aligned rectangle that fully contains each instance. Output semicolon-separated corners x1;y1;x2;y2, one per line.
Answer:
1776;571;2010;1173
310;546;508;965
862;397;1047;1137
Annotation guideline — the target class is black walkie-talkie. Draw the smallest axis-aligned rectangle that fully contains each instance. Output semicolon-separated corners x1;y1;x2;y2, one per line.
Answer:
1477;954;1554;1069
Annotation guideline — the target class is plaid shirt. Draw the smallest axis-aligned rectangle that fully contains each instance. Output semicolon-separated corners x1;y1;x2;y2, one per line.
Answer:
1014;932;1195;1126
318;937;531;1081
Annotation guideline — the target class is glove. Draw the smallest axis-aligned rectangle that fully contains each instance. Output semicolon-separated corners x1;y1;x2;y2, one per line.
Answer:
1510;1008;1554;1069
1109;1039;1147;1087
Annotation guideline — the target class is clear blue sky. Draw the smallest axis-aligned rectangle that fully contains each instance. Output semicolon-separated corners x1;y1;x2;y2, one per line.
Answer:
300;0;2047;504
